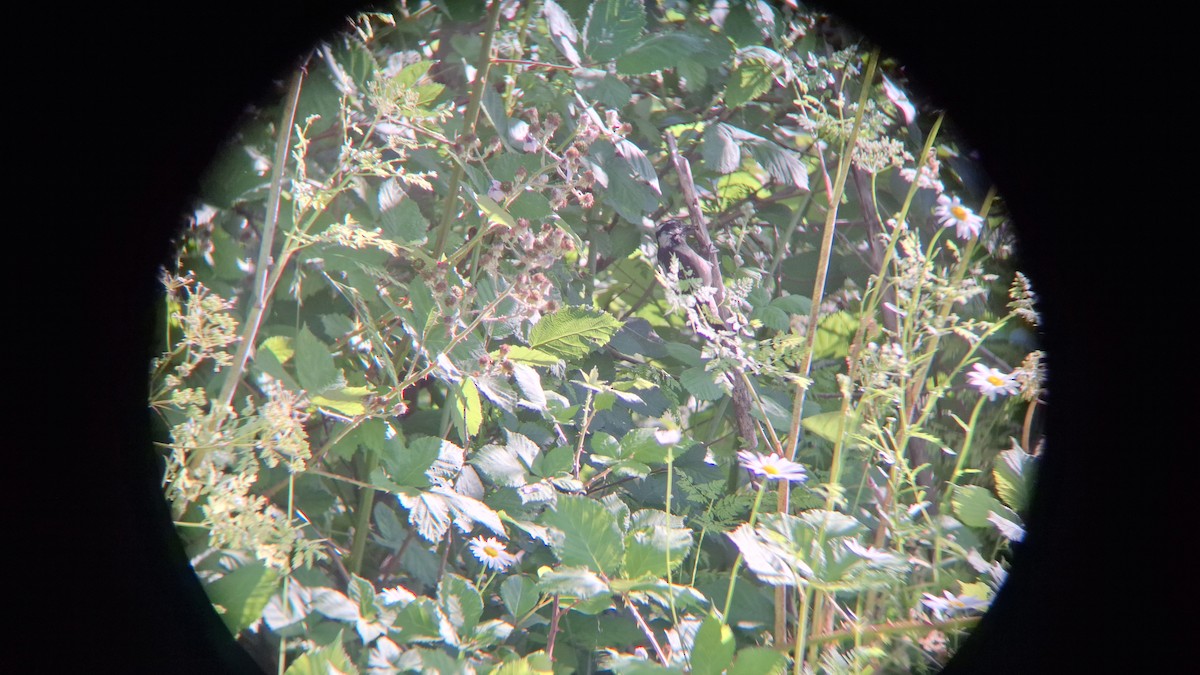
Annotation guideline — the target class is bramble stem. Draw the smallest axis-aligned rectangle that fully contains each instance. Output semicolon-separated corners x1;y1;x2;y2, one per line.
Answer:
432;0;504;261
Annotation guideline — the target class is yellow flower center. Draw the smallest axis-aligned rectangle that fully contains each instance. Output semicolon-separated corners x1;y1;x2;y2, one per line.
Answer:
951;205;969;220
484;545;500;557
763;464;780;476
986;375;1004;387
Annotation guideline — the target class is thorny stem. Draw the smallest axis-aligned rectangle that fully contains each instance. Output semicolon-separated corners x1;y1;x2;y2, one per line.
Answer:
625;594;670;665
347;449;381;576
432;0;504;261
546;596;563;662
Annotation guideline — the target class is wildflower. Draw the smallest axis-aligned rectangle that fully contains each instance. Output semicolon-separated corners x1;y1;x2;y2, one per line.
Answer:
966;362;1019;401
468;536;518;571
921;590;989;620
488;180;505;202
737;451;808;483
934;194;984;240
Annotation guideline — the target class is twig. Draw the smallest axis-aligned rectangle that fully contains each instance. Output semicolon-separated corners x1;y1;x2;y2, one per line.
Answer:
624;595;670;665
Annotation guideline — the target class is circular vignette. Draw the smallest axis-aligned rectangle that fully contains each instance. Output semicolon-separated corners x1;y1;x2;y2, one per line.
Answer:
80;1;1128;672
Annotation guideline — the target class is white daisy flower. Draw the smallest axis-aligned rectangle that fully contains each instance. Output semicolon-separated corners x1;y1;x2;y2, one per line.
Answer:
934;194;984;240
736;451;808;483
966;363;1019;401
468;536;518;571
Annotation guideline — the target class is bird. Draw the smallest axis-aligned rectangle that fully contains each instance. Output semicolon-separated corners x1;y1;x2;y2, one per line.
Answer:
655;219;716;288
655;218;727;330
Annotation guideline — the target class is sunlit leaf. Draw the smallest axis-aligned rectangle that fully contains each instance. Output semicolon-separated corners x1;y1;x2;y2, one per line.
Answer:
541;494;624;575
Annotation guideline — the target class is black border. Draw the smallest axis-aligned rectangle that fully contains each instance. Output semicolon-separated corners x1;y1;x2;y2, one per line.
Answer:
30;0;1173;671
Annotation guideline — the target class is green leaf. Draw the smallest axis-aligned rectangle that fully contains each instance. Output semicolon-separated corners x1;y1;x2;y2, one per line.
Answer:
476;193;518;229
690;614;736;675
380;194;428;244
294;325;342;394
283;639;357;675
438;574;484;638
951;485;1020;529
205;561;279;634
260;335;294;364
311;385;371;416
536;566;612;599
494;652;555;675
574;67;632;107
993;446;1037;513
528;307;623;360
380;435;443;489
812;310;857;359
702;122;741;174
724;58;774;108
543;0;582;67
392;597;445;643
622;509;693;578
500;575;540;619
680;366;725;401
472;432;540;488
615;32;713;75
729;646;787;675
509;191;554;221
584;0;645;63
501;346;562;366
541;494;625;575
454;378;483;437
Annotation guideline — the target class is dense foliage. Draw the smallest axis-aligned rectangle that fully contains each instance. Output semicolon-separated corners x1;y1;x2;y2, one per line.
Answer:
150;1;1044;672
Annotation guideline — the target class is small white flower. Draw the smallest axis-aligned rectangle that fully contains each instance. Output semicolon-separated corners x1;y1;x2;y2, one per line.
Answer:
469;536;518;571
921;590;989;620
934;194;984;240
488;180;505;202
654;428;682;445
966;362;1019;401
737;451;808;483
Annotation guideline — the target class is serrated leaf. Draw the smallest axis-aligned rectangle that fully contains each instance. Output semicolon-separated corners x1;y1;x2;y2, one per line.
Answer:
542;494;624;575
205;561;280;634
702;122;741;173
543;0;581;67
381;195;428;244
950;485;1020;529
438;574;483;637
528;307;623;360
500;575;540;619
311;385;372;416
574;67;632;107
310;587;360;623
690;614;736;675
512;362;547;411
680;366;725;401
294;325;342;393
724;58;774;108
622;509;693;578
537;567;611;599
397;490;452;543
993;446;1037;513
726;523;808;587
615;31;713;75
283;640;357;675
381;435;442;489
260;335;294;364
474;373;519;413
584;0;645;63
501;346;562;366
614;139;661;195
